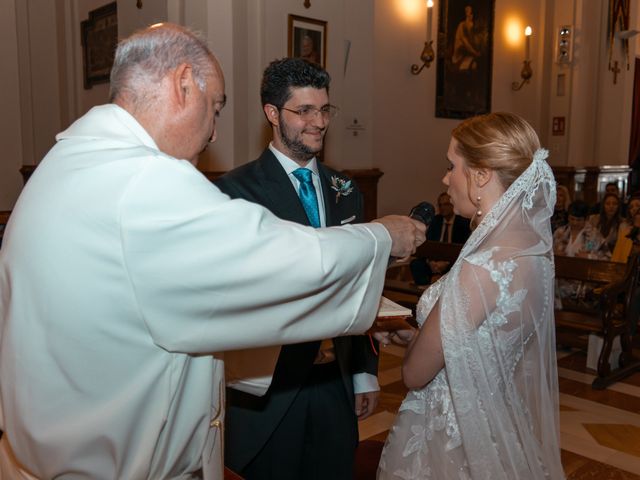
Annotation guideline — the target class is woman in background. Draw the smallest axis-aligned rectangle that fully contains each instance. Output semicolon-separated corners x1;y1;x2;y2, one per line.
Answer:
378;112;564;479
553;200;610;260
612;196;640;263
589;193;623;252
553;200;610;310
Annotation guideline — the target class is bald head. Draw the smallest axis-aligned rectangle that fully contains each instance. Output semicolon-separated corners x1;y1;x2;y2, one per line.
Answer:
109;23;221;111
108;23;226;163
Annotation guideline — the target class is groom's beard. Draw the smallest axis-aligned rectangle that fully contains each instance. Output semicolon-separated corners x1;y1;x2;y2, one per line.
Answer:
279;115;326;163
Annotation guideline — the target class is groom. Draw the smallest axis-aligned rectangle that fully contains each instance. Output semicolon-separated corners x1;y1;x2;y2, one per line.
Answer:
215;58;378;479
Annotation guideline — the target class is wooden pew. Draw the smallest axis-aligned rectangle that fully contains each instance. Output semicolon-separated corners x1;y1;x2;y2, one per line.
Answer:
383;241;640;389
554;254;640;389
383;241;463;310
415;240;463;264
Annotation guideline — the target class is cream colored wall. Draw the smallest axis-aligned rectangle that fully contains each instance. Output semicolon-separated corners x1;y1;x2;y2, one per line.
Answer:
373;0;548;215
593;0;637;167
187;0;376;173
548;0;637;168
0;0;24;210
0;0;638;214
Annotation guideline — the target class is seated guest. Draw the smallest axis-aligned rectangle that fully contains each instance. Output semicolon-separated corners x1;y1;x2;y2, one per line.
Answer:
554;200;610;259
551;184;571;232
590;181;621;214
589;192;623;252
554;200;610;309
409;192;471;285
612;201;640;263
622;195;640;229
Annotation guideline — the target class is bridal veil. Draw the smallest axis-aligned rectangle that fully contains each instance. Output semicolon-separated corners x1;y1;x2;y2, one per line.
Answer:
379;148;564;479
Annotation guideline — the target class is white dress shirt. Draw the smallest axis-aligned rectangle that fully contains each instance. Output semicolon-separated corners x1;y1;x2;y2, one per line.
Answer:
269;143;379;394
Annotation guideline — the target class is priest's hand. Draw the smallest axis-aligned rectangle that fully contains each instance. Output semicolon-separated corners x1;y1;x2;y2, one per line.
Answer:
373;329;415;346
373;215;426;259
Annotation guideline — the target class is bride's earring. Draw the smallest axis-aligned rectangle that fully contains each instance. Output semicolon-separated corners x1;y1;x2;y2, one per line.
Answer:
475;196;483;217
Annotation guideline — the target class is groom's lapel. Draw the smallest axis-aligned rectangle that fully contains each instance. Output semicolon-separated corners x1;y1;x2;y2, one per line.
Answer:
256;150;312;226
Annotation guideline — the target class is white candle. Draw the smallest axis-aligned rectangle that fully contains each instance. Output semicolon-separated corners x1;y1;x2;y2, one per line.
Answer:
426;0;434;41
524;26;532;61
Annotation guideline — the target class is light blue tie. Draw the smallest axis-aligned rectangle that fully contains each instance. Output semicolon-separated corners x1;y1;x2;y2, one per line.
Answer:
292;168;321;228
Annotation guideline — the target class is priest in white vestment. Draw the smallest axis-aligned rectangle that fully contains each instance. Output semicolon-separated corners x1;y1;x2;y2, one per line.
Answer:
0;24;424;480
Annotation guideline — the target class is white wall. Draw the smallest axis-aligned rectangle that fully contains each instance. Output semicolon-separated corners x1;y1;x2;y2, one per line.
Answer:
0;0;24;210
234;0;370;171
372;0;548;215
546;0;637;167
16;0;63;165
0;0;638;214
593;0;637;167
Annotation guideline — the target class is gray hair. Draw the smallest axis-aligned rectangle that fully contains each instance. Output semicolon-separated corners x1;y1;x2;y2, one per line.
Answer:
109;23;216;106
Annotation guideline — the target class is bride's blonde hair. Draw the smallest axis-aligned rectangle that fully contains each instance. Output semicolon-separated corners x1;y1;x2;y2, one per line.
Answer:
452;112;541;190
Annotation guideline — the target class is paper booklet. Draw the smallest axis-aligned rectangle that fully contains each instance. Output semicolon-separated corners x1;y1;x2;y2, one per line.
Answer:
377;296;412;317
368;296;413;333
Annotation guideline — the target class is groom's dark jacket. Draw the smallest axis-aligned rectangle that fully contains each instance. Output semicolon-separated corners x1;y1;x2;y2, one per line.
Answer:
214;148;378;472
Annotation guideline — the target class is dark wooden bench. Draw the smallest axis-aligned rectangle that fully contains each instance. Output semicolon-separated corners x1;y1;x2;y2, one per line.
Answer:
415;239;464;264
383;241;463;311
554;254;640;389
384;241;640;389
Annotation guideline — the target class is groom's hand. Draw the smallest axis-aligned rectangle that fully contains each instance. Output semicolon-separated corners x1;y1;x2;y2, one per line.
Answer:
373;329;415;346
355;390;379;420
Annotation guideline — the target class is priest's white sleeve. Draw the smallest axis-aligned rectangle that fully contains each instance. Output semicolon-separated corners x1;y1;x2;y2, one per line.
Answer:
120;157;391;354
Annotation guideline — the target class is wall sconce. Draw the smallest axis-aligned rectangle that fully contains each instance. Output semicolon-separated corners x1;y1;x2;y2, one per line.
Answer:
512;26;532;91
411;0;435;75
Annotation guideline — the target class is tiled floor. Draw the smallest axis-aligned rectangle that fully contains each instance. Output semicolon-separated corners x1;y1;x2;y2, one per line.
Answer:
358;343;640;479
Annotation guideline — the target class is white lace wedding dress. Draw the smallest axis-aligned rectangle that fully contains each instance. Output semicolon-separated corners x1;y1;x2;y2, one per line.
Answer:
378;150;565;479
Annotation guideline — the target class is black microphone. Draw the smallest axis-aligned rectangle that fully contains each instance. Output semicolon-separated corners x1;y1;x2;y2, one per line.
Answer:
409;201;436;227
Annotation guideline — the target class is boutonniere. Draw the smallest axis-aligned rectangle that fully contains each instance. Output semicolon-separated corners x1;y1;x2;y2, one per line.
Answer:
330;176;354;203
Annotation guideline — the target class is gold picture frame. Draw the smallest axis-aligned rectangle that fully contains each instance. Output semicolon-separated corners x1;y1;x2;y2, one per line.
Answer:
81;2;118;89
288;14;327;67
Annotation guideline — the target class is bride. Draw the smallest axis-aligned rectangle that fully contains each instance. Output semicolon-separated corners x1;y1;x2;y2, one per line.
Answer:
378;113;565;479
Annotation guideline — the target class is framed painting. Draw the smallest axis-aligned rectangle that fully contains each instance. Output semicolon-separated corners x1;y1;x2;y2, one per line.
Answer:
435;0;495;119
288;15;327;67
81;2;118;89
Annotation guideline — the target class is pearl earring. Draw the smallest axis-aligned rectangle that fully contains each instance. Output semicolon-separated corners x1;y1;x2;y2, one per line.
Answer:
476;196;483;217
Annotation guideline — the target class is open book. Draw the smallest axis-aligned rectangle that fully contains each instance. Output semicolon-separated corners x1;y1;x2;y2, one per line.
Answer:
377;296;412;317
367;296;413;333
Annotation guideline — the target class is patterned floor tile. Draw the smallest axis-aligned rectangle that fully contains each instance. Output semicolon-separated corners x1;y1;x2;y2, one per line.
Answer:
361;345;640;478
583;424;640;457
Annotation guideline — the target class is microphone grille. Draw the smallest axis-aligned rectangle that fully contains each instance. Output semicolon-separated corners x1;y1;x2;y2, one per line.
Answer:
409;202;436;226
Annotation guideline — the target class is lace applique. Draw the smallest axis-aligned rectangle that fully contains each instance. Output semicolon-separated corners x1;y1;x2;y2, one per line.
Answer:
457;148;555;261
471;251;530;372
415;278;444;327
390;371;463;479
380;149;564;479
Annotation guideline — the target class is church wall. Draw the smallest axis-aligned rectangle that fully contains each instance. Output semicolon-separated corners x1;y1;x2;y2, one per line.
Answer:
0;0;24;210
0;0;638;215
593;0;637;168
372;0;548;216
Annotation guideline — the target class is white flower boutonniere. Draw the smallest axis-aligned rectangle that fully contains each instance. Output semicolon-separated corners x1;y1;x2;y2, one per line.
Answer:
330;175;354;203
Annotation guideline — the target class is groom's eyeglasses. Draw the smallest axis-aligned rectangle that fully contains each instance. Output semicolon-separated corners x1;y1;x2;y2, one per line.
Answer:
279;105;339;121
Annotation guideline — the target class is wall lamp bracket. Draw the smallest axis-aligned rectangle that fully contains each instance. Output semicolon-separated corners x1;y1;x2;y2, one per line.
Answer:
511;60;532;91
411;41;435;75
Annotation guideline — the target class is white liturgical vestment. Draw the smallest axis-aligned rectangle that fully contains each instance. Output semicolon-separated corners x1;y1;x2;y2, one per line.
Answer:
0;104;391;479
